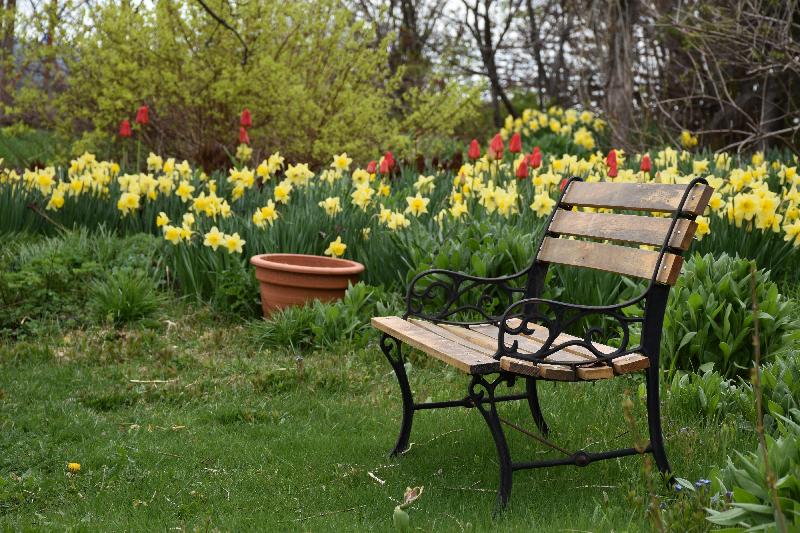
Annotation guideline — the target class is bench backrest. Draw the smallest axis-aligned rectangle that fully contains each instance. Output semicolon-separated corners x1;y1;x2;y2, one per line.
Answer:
533;179;714;288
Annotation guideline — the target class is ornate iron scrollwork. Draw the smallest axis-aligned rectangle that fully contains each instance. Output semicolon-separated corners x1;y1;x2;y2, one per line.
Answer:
405;268;527;325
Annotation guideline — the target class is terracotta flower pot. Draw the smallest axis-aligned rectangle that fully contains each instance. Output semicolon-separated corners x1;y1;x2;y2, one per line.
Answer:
250;253;365;317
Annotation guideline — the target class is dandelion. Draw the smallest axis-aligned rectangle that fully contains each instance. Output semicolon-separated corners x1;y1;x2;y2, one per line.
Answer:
67;462;81;473
324;236;347;258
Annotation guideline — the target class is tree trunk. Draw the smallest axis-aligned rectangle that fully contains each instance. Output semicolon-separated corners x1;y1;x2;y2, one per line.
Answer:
0;0;17;113
604;0;638;148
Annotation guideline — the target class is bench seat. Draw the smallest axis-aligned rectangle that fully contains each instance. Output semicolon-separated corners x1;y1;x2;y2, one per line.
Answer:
371;316;649;381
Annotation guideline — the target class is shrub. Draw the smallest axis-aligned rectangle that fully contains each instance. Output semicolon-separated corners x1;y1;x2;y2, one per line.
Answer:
661;253;798;377
89;269;164;325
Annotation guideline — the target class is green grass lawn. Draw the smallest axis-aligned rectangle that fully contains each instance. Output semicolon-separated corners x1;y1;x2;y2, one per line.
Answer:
0;303;756;531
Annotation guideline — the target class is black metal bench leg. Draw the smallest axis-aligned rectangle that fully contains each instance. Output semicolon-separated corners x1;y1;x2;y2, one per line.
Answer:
469;374;513;513
380;333;413;456
525;377;549;436
645;364;673;479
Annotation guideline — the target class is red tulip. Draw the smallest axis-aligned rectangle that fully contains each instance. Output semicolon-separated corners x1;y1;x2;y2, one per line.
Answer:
239;126;250;145
515;159;529;179
488;133;504;159
640;153;652;173
467;139;481;160
240;108;252;128
608;161;618;178
135;105;149;125
119;119;132;138
606;149;617;167
529;146;542;169
366;160;377;174
384;151;395;169
379;157;390;175
509;132;522;153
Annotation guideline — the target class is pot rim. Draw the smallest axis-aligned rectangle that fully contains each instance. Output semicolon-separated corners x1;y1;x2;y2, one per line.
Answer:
250;253;365;276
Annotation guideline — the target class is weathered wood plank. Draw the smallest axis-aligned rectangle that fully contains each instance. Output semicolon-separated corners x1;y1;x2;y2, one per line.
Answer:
549;210;697;250
611;354;651;374
576;365;615;380
538;237;684;285
499;356;539;377
409;319;495;356
562;182;713;216
371;317;499;374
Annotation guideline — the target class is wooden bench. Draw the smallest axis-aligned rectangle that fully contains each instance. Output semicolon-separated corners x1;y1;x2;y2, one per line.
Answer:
373;177;713;511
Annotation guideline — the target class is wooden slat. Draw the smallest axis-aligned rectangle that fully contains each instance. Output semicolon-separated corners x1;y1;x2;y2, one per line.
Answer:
611;354;651;375
576;365;615;380
549;210;697;250
537;364;576;381
562;182;713;216
538;237;684;285
409;319;495;356
437;323;501;353
499;356;539;377
371;317;499;374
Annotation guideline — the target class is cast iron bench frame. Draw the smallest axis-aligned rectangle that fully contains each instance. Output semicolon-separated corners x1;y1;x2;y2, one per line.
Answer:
372;176;714;511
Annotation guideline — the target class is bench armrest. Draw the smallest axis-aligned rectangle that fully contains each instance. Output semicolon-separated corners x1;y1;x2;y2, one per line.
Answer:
405;268;527;324
496;297;641;363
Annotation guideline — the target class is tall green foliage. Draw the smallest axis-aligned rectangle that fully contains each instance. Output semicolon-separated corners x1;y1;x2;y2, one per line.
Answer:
7;0;480;165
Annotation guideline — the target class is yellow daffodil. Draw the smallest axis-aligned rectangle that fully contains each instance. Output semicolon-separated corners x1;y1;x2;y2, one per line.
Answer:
331;153;352;172
405;193;430;216
223;232;246;254
163;225;182;245
146;153;163;172
695;216;710;239
530;193;556;217
351;184;374;211
204;226;224;250
274;180;292;204
236;144;253;162
324;236;347;258
785;220;800;246
319;196;342;217
176;180;195;202
680;130;698;149
117;192;140;215
156;212;170;227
